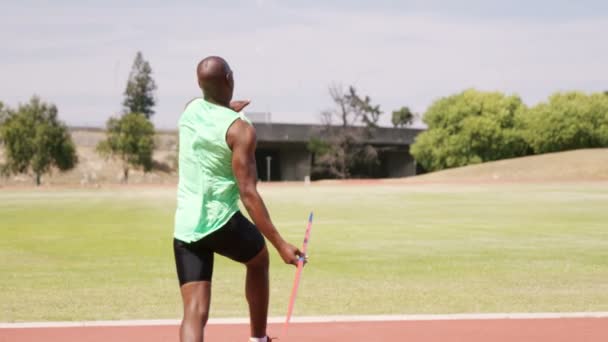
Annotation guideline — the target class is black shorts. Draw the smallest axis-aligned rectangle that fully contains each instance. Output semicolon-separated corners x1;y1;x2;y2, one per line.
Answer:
173;211;265;286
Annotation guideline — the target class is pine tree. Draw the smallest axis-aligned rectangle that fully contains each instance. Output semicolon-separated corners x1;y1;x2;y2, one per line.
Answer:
123;51;157;119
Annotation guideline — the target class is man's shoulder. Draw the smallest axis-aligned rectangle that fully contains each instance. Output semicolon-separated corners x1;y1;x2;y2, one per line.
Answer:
229;117;256;134
180;98;224;126
227;117;256;147
179;98;202;124
183;97;204;114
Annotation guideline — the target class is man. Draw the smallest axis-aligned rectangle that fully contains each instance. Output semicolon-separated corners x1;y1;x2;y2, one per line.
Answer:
173;56;303;342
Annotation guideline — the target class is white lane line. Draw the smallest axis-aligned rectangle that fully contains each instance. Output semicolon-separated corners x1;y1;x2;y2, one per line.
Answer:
2;312;608;329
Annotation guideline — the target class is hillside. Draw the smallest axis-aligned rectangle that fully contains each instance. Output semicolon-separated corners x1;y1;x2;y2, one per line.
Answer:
397;149;608;183
0;128;179;186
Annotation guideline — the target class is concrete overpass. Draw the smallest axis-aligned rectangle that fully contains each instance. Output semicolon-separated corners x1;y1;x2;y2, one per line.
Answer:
252;123;424;181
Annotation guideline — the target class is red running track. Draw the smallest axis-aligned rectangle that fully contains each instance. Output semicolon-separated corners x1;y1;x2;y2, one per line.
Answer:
1;318;607;342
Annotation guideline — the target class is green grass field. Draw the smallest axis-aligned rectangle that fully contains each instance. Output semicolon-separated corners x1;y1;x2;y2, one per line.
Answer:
1;182;608;322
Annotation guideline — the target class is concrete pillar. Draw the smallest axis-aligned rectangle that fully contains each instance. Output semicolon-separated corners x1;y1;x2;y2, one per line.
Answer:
279;147;312;181
386;150;416;178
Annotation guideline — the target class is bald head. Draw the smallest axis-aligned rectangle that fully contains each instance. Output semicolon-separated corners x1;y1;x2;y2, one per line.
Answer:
197;56;234;105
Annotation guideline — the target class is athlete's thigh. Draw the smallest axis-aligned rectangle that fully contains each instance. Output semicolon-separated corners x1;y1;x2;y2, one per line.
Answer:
173;238;215;286
203;211;266;264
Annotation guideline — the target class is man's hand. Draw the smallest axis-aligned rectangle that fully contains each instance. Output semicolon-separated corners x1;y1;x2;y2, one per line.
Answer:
230;100;250;113
277;241;304;266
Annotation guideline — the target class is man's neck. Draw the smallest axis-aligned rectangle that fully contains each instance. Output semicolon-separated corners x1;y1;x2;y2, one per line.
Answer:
204;95;230;108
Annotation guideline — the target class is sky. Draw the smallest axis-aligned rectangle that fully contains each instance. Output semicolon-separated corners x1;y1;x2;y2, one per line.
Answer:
1;0;607;128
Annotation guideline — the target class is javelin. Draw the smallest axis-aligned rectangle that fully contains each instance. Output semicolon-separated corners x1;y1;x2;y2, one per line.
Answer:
283;212;314;337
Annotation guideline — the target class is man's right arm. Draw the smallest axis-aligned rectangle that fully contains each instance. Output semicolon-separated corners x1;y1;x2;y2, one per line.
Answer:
227;119;302;265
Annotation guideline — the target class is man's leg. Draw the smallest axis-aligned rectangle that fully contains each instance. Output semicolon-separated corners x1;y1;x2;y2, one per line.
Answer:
245;246;270;338
179;281;211;342
204;212;269;339
174;238;214;342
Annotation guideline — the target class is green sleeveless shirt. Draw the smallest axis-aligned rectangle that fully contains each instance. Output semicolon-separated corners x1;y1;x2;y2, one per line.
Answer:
174;98;250;243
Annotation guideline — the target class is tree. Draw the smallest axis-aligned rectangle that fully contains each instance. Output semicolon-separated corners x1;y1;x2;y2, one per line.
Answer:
97;112;155;183
320;85;382;129
347;87;382;129
521;91;608;154
309;85;382;179
0;96;77;185
392;106;414;128
123;51;157;119
0;101;8;123
411;89;529;172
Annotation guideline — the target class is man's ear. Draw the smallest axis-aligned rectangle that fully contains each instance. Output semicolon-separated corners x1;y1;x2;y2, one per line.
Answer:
226;71;234;86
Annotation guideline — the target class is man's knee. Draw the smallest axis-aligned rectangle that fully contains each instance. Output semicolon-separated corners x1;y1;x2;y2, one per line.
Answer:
246;246;269;269
184;298;210;325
